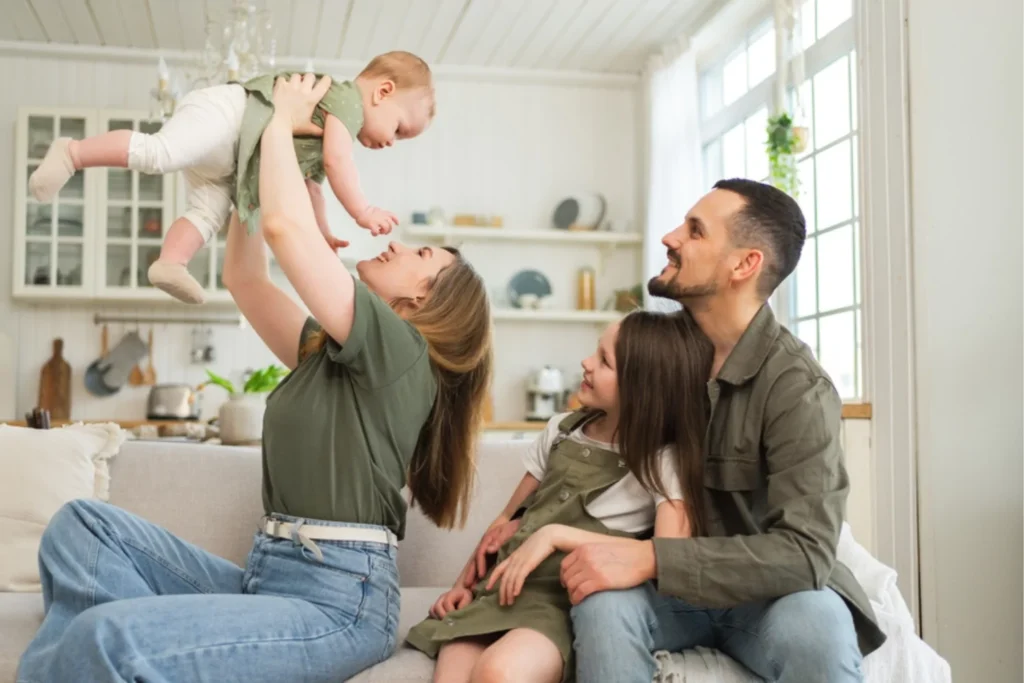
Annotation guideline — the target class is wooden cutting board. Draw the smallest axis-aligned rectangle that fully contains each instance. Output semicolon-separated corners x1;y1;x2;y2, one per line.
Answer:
39;338;71;420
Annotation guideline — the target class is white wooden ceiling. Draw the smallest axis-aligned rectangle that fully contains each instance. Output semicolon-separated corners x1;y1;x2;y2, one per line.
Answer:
1;0;716;74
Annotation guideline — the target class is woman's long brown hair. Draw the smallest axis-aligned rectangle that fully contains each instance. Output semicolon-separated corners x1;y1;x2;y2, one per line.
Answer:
614;309;713;536
304;248;492;529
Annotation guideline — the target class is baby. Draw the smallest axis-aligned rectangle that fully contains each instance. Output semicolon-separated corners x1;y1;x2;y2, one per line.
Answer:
29;51;436;304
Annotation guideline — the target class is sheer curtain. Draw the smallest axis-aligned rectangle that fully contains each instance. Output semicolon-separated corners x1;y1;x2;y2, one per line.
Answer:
642;40;703;311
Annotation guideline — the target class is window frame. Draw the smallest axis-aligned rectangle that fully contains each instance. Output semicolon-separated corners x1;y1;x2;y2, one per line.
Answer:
697;5;862;399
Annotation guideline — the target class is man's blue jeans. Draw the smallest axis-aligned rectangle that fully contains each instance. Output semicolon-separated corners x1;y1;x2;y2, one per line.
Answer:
571;583;863;682
17;499;400;683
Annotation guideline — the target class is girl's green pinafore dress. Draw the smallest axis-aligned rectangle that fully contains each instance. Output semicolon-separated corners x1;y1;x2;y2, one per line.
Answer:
406;411;635;681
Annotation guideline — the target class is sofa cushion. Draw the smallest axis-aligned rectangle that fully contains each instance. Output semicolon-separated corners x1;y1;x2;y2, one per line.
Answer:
108;441;265;568
0;593;42;682
0;423;125;591
348;587;439;683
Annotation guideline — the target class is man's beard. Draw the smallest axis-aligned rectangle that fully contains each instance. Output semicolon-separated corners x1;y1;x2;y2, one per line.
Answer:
647;273;718;302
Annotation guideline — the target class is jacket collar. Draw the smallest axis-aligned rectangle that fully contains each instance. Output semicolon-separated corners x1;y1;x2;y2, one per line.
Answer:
715;303;780;386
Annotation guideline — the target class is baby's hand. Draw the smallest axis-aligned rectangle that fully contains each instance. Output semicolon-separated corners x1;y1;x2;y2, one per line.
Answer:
356;206;398;236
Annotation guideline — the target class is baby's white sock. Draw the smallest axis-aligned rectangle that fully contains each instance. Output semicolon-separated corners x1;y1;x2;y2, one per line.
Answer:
147;261;206;305
29;138;76;202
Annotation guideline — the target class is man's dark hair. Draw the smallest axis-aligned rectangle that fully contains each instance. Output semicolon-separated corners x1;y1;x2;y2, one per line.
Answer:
713;178;806;298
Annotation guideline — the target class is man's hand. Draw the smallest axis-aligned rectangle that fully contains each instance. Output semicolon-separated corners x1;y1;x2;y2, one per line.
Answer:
462;517;522;588
428;585;473;620
486;525;558;606
355;206;398;236
560;540;657;604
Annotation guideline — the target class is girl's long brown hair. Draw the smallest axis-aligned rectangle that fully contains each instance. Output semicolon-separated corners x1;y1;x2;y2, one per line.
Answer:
304;248;492;529
614;309;713;536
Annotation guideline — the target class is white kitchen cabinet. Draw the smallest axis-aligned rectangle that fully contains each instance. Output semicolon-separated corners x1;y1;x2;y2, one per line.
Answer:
12;108;97;299
94;110;179;301
10;107;235;304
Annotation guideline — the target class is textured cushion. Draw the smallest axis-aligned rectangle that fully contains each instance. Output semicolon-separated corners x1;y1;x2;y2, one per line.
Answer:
0;424;125;591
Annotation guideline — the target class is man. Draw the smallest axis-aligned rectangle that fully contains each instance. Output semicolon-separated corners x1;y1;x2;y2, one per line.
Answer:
558;179;886;682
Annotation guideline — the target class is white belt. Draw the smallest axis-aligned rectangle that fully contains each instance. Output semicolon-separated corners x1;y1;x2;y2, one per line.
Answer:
262;518;397;562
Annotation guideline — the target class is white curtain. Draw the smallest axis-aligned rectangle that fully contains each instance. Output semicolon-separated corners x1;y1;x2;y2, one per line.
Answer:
642;41;704;311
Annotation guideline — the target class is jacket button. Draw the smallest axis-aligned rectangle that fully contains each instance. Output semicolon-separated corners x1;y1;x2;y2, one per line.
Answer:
581;448;591;457
618;459;625;468
559;490;570;502
445;618;454;626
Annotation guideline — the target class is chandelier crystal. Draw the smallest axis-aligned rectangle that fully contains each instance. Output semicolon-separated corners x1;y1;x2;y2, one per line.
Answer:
151;0;278;120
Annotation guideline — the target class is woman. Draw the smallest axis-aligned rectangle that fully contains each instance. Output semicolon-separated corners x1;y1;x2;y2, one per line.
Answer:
17;74;493;683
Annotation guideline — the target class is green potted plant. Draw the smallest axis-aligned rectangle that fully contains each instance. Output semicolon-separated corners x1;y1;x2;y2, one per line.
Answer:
201;365;288;445
765;112;805;197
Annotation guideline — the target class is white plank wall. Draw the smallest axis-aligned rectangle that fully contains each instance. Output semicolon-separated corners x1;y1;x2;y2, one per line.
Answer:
0;53;641;422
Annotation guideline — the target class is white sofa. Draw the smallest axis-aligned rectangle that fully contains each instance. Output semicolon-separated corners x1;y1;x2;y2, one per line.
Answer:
0;438;948;683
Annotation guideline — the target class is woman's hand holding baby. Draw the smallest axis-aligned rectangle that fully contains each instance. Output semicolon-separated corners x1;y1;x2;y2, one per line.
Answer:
269;73;332;137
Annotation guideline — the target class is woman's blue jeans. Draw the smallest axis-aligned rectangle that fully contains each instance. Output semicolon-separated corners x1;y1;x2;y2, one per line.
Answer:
17;499;400;683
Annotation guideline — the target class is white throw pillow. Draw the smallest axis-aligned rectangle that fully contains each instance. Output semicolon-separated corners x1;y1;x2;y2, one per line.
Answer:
0;423;125;592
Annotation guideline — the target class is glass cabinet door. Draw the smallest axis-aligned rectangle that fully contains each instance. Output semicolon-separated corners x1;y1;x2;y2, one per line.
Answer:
23;114;88;290
99;115;176;295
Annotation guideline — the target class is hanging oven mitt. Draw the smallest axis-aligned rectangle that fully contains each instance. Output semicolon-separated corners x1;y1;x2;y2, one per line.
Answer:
96;331;148;391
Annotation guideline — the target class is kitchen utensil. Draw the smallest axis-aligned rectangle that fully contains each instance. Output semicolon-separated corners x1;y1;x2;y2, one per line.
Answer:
190;327;207;364
553;193;607;231
203;327;216;362
146;384;203;420
25;407;51;429
85;325;119;397
576;267;596;311
38;338;71;420
507;270;552;309
526;366;564;421
143;329;157;385
452;214;503;227
129;329;145;386
86;330;148;396
427;206;445;227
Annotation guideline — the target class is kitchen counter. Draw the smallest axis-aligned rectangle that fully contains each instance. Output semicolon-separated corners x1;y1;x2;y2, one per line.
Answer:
1;418;548;431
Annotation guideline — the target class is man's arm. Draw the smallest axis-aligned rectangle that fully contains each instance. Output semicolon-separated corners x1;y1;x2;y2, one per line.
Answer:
652;373;847;607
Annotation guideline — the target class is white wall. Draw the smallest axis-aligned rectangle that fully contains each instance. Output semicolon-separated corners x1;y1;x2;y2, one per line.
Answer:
0;53;641;422
908;0;1024;680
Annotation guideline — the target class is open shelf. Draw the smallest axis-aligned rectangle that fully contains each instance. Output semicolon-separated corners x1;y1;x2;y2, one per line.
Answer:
492;309;622;323
405;225;642;245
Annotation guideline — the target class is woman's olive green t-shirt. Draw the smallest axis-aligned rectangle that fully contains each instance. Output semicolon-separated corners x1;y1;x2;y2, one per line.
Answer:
261;279;436;539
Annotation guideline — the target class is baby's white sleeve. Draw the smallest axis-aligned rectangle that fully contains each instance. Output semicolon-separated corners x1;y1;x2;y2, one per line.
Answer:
520;414;567;481
652;447;686;505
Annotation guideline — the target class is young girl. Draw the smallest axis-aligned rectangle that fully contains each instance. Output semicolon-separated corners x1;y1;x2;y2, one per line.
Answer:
406;310;714;683
28;51;434;304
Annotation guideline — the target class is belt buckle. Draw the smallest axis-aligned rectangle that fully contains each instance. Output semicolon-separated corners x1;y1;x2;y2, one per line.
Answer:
262;515;282;538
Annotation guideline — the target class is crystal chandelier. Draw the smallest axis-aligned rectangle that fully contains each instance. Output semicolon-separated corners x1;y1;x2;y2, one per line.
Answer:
151;0;278;120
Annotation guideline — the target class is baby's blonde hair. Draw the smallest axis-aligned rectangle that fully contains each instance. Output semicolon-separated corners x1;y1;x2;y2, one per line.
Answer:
359;51;436;118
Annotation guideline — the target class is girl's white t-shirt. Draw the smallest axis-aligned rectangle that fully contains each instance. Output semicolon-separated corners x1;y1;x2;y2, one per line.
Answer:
521;413;685;534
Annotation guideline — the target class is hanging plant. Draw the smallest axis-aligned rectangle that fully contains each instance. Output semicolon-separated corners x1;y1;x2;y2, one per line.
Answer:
766;113;801;198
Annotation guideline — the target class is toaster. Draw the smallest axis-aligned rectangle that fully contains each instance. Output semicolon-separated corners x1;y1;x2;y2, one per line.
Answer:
146;384;202;420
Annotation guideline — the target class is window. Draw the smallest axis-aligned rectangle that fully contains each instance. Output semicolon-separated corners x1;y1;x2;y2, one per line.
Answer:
700;21;776;119
698;0;861;399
